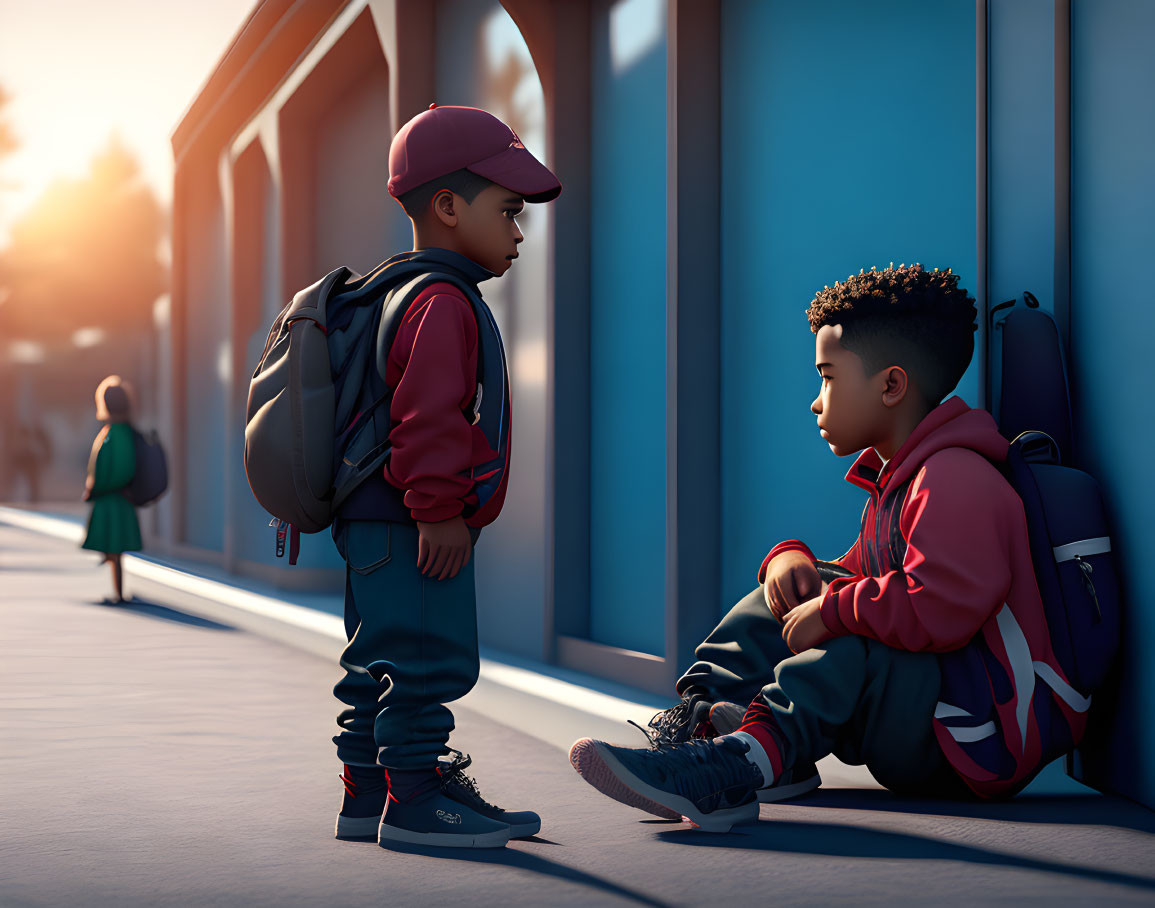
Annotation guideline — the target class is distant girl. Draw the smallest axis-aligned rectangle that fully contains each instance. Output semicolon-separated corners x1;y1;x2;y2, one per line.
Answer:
81;375;141;603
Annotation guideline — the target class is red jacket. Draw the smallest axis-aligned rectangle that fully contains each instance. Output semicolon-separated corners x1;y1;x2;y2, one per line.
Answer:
381;282;508;527
759;397;1088;797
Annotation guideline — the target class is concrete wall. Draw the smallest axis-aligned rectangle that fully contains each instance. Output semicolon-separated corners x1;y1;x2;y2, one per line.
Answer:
181;165;229;554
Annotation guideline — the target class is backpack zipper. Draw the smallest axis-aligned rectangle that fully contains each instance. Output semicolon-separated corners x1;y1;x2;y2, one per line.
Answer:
1073;555;1102;621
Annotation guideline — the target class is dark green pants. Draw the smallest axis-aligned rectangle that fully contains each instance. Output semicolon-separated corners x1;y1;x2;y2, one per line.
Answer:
678;587;964;794
331;520;479;770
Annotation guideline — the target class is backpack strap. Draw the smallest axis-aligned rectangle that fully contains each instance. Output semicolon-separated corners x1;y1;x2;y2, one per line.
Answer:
254;266;352;376
329;271;493;514
883;473;918;573
858;473;916;576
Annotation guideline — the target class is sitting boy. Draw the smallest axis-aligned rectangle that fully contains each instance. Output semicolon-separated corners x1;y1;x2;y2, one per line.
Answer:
570;264;1077;831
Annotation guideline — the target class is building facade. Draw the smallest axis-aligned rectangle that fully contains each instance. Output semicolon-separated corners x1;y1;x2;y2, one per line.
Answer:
170;0;1153;806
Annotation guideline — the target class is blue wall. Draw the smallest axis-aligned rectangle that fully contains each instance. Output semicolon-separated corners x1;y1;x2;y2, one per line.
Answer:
718;0;978;611
1070;0;1155;808
988;0;1056;317
588;0;669;655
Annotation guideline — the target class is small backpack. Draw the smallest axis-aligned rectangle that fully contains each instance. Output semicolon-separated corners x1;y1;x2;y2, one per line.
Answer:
123;428;168;507
244;250;509;563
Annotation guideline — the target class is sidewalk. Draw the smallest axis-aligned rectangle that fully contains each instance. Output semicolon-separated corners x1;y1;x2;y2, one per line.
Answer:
0;503;676;755
3;507;1155;906
0;503;1104;794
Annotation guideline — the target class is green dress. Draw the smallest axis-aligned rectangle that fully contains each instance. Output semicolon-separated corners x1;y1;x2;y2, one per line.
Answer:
82;422;142;554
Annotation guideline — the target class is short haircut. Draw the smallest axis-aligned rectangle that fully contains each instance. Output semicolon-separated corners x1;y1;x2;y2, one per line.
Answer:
806;264;978;405
395;168;496;219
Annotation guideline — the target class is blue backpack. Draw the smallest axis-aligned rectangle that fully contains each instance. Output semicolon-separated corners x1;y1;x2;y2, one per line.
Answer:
123;428;168;507
988;292;1120;699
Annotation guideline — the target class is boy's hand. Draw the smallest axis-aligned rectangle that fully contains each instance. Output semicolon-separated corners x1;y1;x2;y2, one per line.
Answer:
416;516;472;581
782;597;829;653
763;551;822;622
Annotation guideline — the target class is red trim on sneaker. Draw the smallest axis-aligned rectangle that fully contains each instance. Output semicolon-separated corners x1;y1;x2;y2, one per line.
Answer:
692;719;718;739
736;700;785;781
339;765;357;798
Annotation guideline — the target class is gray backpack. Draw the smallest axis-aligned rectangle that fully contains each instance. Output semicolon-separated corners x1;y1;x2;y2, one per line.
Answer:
245;267;349;544
244;251;501;561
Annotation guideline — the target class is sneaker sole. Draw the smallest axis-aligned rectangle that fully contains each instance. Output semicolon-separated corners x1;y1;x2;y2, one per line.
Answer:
757;771;821;803
377;823;510;849
571;738;759;832
569;738;680;820
335;814;382;840
509;819;541;839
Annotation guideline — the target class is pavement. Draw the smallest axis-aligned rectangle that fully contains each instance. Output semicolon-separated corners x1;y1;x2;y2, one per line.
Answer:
3;507;1155;907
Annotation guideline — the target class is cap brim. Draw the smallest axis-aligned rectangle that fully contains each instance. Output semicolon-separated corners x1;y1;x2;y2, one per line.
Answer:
467;145;561;203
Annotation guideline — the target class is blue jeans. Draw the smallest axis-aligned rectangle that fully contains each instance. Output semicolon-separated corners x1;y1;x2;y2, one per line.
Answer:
331;520;479;770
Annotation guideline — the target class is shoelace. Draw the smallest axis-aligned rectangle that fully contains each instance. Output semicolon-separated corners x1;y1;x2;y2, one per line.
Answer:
339;770;357;798
438;749;501;811
652;738;760;801
629;695;698;748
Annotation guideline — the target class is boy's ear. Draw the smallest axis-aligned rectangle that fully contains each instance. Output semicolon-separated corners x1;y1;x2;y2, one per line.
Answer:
432;189;458;228
880;366;909;408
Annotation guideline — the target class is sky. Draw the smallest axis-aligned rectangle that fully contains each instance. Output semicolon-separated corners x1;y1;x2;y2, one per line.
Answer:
0;0;254;244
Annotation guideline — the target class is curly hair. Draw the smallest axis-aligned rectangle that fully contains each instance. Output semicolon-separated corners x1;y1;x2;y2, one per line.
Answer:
806;263;977;405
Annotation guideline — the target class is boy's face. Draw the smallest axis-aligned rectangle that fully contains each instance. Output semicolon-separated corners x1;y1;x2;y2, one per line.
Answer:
449;183;525;275
810;324;890;458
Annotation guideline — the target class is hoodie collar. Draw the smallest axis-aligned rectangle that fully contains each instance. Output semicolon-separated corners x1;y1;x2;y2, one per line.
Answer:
379;247;497;288
845;396;1008;495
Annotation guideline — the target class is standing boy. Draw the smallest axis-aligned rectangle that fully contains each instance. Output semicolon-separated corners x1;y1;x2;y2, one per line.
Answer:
333;105;560;850
570;264;1085;831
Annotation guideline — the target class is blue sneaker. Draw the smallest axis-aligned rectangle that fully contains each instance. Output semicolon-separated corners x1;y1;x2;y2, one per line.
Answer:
334;764;387;841
754;762;821;803
569;735;762;832
437;750;541;839
378;783;510;849
707;703;821;803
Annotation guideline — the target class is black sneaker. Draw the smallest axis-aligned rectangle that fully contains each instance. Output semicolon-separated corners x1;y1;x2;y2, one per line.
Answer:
378;786;511;850
633;689;715;748
569;735;762;832
334;763;388;840
436;750;541;838
707;703;821;803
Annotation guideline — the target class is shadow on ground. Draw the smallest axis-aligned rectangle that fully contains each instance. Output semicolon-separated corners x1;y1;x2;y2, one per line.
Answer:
801;787;1155;835
367;839;673;907
93;598;237;632
656;817;1155;894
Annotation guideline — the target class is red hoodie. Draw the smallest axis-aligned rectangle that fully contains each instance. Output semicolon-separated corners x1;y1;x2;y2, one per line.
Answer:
381;282;508;527
759;397;1089;797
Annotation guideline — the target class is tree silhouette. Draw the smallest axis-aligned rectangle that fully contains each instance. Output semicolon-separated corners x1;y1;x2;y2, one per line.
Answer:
0;136;167;344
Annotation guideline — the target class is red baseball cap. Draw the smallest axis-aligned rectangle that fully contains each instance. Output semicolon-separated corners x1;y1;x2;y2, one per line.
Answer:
388;104;561;203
